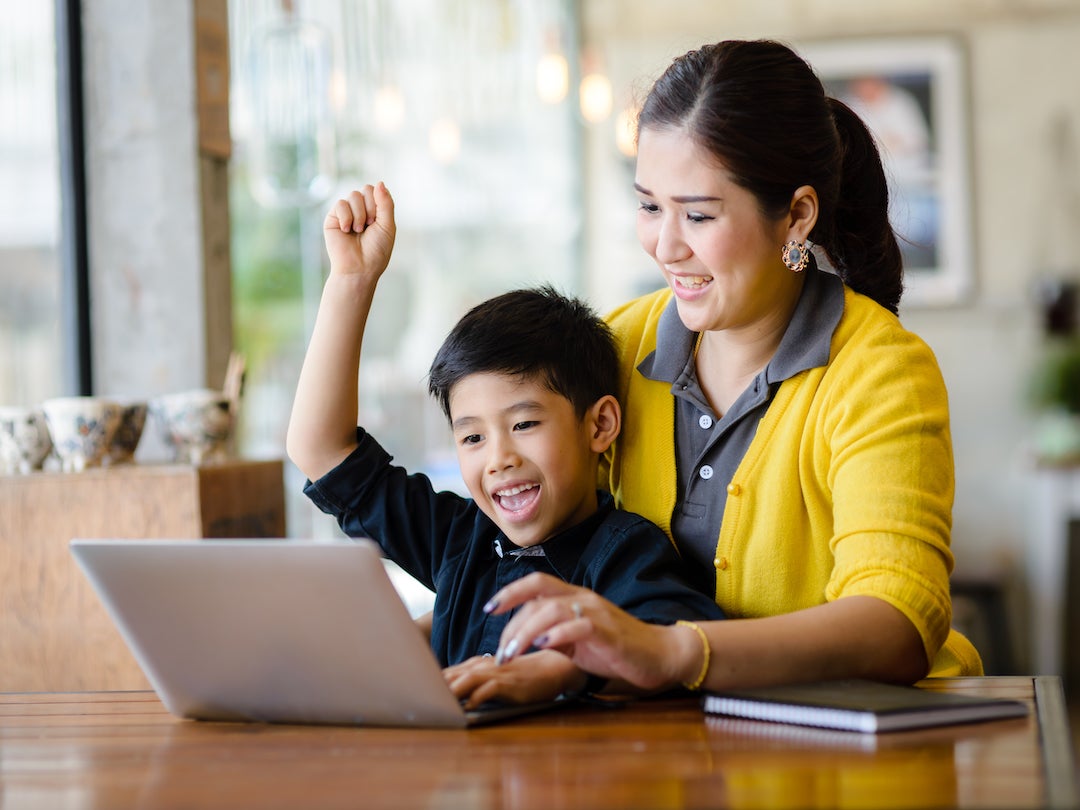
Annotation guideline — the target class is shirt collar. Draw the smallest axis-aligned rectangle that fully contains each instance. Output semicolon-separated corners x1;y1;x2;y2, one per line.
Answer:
494;492;615;579
637;297;696;383
638;266;845;386
766;264;844;383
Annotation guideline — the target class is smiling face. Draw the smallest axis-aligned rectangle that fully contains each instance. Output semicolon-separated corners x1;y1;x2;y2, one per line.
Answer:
634;126;804;336
449;372;608;548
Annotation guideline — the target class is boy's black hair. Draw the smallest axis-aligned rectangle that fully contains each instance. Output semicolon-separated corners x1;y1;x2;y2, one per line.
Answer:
428;285;619;422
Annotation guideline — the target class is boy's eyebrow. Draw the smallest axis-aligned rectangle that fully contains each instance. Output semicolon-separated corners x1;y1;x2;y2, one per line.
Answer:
634;182;721;204
451;415;479;432
451;400;545;432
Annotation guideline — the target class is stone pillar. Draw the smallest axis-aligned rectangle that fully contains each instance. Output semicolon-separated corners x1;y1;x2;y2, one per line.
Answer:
80;0;231;401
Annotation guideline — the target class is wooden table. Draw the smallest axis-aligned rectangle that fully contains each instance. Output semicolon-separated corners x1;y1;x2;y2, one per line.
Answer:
0;677;1075;809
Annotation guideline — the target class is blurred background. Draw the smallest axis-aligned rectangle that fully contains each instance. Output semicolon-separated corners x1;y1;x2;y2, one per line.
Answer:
3;0;1080;679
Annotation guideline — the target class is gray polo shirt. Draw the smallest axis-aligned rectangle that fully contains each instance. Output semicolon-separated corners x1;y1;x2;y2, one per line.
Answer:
636;266;845;596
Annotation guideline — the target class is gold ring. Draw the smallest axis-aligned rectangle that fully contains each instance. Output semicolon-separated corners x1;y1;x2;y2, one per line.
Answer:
571;602;583;620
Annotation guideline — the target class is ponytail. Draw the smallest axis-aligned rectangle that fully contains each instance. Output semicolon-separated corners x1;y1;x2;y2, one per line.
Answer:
818;98;904;314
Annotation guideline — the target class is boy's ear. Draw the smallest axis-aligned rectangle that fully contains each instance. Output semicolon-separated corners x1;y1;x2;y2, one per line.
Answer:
588;395;621;454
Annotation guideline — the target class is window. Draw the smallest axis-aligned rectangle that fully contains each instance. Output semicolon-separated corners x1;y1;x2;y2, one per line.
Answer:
0;2;65;405
228;0;584;543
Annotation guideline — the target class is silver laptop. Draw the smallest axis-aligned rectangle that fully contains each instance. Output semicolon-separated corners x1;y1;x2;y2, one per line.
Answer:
70;538;569;728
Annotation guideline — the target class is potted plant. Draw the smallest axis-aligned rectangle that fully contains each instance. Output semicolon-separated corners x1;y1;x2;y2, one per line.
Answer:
1029;339;1080;462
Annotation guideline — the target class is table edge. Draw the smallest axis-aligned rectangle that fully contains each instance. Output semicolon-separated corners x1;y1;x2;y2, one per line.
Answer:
1035;675;1080;809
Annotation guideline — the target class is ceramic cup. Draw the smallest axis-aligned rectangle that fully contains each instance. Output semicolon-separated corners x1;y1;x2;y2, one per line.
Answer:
151;388;234;465
41;396;123;472
106;399;148;465
0;406;53;474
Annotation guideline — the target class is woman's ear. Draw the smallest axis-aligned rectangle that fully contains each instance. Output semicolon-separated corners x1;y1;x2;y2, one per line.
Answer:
588;395;621;454
787;184;819;243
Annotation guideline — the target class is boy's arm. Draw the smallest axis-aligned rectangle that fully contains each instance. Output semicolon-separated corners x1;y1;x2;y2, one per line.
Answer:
414;610;434;641
286;184;397;483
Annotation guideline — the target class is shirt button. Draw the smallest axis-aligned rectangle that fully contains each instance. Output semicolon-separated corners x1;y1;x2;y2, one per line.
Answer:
699;465;714;480
698;414;713;429
714;556;728;571
726;482;741;496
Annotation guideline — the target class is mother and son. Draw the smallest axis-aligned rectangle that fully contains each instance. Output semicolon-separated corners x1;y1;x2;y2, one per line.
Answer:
286;39;983;709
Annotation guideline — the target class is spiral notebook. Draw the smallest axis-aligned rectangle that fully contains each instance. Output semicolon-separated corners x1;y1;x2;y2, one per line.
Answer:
703;678;1028;734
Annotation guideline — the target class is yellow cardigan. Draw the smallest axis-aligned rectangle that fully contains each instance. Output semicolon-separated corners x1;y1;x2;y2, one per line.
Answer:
602;286;982;677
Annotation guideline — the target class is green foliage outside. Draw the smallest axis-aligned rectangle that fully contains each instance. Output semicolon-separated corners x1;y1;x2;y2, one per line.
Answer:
229;163;308;371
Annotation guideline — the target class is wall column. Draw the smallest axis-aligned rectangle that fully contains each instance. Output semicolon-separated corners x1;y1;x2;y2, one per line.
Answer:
80;0;231;409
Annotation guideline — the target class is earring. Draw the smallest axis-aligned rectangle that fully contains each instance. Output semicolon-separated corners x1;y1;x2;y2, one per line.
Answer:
782;240;810;273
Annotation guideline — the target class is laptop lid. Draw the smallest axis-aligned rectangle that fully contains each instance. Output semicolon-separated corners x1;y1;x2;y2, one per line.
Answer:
70;538;551;729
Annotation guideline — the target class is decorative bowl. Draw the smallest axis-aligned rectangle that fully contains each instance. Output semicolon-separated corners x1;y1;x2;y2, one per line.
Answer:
107;400;148;464
41;397;123;472
151;388;234;465
0;406;52;474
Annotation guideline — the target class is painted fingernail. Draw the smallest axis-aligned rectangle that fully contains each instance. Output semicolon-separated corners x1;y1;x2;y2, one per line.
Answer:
502;638;519;662
534;634;549;648
482;598;499;614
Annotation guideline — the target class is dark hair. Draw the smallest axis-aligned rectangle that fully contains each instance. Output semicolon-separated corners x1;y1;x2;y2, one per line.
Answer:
637;39;904;313
427;285;619;421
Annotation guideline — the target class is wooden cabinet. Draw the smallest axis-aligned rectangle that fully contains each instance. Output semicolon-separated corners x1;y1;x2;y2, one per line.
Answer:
0;460;285;691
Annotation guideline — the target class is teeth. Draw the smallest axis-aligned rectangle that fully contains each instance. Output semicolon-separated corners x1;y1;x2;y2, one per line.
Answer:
495;484;537;497
676;275;710;289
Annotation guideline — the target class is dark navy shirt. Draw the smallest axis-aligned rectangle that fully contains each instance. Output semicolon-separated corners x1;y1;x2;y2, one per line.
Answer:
304;428;725;667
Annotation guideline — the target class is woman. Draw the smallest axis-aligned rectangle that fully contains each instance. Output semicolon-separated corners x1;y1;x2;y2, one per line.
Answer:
483;39;982;694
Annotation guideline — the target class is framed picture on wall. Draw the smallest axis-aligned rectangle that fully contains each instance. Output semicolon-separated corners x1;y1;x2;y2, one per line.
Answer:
800;36;973;308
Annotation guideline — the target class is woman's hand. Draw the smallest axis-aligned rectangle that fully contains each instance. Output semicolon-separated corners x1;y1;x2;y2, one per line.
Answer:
444;649;582;709
323;183;396;280
485;572;690;692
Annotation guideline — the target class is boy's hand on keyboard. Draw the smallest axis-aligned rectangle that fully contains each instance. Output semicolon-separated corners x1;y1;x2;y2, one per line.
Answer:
444;649;582;709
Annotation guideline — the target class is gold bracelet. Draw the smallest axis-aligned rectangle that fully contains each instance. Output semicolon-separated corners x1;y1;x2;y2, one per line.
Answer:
676;620;711;691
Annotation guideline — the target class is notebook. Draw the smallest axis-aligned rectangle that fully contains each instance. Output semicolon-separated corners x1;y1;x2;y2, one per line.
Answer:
70;538;570;729
702;678;1028;734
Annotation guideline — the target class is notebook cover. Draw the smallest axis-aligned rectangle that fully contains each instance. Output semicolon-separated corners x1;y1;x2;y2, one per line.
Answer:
702;679;1028;734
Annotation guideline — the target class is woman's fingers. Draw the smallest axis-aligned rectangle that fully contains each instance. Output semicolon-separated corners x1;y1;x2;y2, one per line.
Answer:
483;572;677;691
494;591;598;665
483;571;577;615
488;578;684;691
484;572;585;663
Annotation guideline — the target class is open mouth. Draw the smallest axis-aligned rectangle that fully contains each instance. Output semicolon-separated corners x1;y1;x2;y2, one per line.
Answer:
494;483;540;515
673;274;711;290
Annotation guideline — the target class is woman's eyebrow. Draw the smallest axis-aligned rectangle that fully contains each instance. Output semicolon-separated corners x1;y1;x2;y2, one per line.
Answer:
634;183;721;204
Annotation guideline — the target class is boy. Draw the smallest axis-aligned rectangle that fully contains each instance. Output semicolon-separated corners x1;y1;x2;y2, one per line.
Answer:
287;183;722;706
